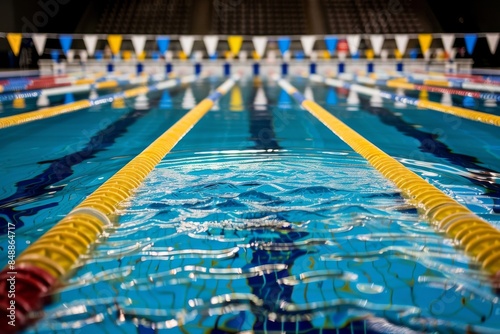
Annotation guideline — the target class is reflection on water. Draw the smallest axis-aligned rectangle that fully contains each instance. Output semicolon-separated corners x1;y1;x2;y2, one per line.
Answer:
29;150;500;334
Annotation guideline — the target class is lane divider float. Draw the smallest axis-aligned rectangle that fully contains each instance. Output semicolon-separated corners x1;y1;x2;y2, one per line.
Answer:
0;74;197;129
310;74;500;127
0;71;107;93
343;73;500;102
0;72;173;103
386;71;500;93
275;75;500;276
0;75;239;332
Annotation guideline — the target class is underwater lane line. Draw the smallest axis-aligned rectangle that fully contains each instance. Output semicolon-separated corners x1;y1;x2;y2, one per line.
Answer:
0;75;239;333
0;74;197;129
275;75;500;276
310;74;500;127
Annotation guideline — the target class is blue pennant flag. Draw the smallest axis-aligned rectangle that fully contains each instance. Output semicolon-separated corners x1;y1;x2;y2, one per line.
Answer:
157;37;170;54
325;36;338;55
464;34;477;55
277;37;291;56
59;35;72;55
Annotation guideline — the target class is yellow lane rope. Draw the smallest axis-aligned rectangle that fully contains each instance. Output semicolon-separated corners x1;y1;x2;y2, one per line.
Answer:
12;75;239;280
0;74;196;129
276;76;500;275
310;74;500;127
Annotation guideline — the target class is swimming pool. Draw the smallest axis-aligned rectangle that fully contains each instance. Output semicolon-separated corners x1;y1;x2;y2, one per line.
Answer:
1;75;499;333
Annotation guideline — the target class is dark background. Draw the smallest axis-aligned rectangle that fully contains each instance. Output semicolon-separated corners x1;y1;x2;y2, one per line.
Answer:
0;0;499;68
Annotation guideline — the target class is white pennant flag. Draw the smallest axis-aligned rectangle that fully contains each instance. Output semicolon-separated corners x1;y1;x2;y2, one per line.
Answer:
486;33;499;54
252;36;268;58
395;35;409;56
300;36;316;56
203;36;219;56
441;34;455;55
347;35;361;55
83;35;98;56
32;34;47;56
370;35;384;56
179;36;195;56
131;35;147;56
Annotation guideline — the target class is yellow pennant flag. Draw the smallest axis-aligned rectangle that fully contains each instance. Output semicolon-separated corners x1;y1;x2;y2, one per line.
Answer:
365;49;375;60
7;33;22;56
107;35;123;55
228;36;243;56
418;34;433;55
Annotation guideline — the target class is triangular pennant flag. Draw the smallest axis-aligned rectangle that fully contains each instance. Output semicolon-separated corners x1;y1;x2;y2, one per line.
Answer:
203;36;219;57
346;35;361;55
252;36;268;58
370;35;384;56
107;35;122;55
418;34;433;55
300;36;316;56
464;34;477;55
131;35;147;56
7;33;22;56
32;34;47;56
324;36;338;55
277;37;291;56
156;36;170;54
59;35;72;56
83;35;98;56
395;35;409;56
179;36;195;56
228;36;243;56
486;33;500;54
440;34;455;55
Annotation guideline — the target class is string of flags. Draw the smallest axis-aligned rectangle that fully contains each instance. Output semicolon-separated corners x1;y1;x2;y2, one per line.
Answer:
2;33;499;60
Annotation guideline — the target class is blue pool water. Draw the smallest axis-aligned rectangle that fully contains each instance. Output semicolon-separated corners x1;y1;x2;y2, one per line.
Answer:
0;78;499;333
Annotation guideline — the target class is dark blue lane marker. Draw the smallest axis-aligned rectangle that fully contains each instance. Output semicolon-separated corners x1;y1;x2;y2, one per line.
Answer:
360;101;500;213
0;92;181;235
248;84;281;150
